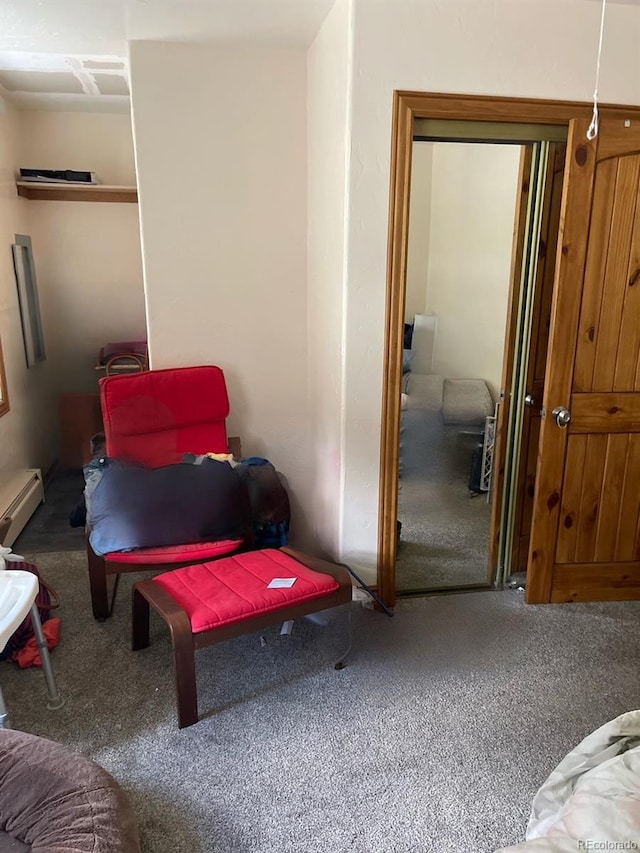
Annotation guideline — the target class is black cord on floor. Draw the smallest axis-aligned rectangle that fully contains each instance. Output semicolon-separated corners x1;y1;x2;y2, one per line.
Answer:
335;562;394;617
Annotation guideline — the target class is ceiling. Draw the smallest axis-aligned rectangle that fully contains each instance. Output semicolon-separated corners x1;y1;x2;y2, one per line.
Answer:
0;0;335;111
2;0;640;113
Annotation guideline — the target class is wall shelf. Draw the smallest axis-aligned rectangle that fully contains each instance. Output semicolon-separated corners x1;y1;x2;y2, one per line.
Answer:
16;181;138;203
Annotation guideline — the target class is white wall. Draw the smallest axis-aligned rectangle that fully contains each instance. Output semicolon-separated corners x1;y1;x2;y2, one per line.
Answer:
307;0;352;560
19;112;137;186
340;0;640;581
0;98;57;482
18;111;145;393
129;42;312;543
424;142;521;400
405;142;432;322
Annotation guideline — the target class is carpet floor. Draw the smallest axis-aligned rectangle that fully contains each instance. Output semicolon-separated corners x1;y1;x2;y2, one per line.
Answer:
13;469;86;554
3;550;640;852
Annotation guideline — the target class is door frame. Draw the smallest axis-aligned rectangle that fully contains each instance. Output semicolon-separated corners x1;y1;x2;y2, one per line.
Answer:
379;91;640;608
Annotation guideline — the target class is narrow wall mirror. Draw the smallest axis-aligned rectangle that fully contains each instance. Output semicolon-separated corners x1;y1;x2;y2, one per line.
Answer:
0;334;9;417
397;139;521;591
381;110;569;601
12;234;46;368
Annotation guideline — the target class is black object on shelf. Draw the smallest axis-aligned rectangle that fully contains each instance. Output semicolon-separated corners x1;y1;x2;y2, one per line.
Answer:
20;169;97;184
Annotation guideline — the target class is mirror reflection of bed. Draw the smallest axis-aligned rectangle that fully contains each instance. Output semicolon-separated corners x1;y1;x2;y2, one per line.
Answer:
396;141;521;591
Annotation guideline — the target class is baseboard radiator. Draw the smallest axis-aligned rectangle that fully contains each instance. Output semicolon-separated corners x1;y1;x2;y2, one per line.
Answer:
0;469;44;547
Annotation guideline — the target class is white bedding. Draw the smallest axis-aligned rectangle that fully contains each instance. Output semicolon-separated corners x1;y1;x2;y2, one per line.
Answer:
497;710;640;852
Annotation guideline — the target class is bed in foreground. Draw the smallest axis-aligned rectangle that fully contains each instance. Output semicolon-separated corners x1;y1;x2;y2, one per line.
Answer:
497;710;640;852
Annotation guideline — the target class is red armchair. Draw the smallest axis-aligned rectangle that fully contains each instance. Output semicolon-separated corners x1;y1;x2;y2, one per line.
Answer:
86;365;249;620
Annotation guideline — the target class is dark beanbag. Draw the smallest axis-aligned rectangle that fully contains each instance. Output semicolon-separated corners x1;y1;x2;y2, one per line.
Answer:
0;729;140;852
87;458;246;556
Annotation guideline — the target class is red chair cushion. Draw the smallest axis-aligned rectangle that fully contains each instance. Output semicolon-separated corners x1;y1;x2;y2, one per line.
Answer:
153;549;340;633
105;539;243;565
100;366;230;468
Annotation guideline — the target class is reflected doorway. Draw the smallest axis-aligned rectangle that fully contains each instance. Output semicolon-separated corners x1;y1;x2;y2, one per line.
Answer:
392;121;567;595
397;141;520;590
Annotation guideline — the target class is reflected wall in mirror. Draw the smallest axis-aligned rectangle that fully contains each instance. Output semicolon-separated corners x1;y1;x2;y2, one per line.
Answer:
0;333;9;417
397;141;521;591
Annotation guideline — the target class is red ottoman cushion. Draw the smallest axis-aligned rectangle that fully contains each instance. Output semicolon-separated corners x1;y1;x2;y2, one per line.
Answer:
153;549;340;633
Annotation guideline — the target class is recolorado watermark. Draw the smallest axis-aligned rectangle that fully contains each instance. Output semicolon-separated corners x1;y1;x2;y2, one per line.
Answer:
577;843;640;851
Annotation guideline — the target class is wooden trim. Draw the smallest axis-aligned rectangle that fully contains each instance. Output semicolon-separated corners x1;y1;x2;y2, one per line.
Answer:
396;91;640;124
0;334;9;418
379;93;640;605
596;118;640;162
16;181;138;203
378;92;413;609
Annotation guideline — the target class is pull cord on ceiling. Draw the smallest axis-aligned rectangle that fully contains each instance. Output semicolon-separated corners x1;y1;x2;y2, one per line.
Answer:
587;0;608;141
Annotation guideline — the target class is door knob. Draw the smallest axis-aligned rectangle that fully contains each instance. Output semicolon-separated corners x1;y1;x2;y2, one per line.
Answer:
552;406;571;428
524;393;536;408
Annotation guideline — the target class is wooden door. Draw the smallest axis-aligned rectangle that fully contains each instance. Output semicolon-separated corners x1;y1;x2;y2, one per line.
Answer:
511;143;566;575
528;117;640;603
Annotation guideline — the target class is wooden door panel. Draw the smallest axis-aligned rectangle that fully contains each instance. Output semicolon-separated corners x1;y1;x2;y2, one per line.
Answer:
573;159;618;392
528;117;640;603
569;391;640;431
592;156;640;391
615;187;640;391
595;434;631;562
550;563;640;602
552;434;636;564
616;436;640;560
555;434;587;563
534;171;564;382
574;434;607;564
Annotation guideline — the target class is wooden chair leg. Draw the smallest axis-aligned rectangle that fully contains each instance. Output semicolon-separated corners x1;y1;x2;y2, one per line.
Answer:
132;587;150;651
172;627;198;729
87;542;109;620
87;541;119;621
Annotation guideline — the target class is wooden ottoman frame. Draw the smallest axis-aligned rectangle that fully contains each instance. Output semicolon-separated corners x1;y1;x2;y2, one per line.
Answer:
132;547;353;728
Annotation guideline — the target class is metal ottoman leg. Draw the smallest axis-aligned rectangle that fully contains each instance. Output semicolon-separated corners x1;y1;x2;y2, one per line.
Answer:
30;604;64;711
0;684;9;728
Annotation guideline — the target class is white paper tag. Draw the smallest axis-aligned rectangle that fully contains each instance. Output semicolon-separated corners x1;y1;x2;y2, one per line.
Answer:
267;577;297;589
